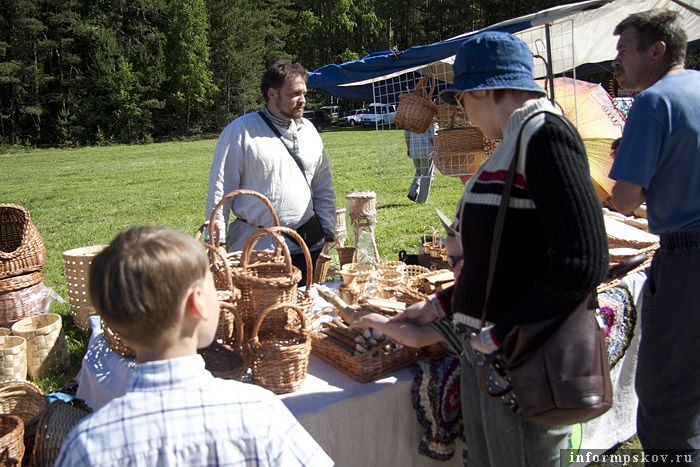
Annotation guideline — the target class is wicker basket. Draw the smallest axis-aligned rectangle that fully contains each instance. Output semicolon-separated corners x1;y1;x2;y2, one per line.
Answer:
0;204;46;281
206;189;281;248
402;264;430;285
311;313;422;383
11;313;70;378
232;227;310;338
31;400;90;467
62;245;106;333
246;303;311;394
371;269;403;300
0;270;43;294
0;414;25;467
337;247;356;267
394;74;438;134
0;336;27;381
0;281;52;329
199;304;247;382
436;103;467;128
433;107;487;177
0;380;49;454
102;321;135;359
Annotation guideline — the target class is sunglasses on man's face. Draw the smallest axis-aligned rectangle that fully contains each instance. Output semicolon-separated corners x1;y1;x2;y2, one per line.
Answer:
447;255;463;269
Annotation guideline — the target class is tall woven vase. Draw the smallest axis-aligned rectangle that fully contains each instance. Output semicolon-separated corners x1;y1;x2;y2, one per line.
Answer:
11;313;70;378
62;245;106;333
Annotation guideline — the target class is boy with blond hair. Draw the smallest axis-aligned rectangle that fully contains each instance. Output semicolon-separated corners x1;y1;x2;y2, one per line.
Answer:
56;226;332;466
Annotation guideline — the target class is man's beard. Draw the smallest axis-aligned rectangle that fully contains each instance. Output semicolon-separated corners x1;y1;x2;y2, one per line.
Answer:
276;101;303;121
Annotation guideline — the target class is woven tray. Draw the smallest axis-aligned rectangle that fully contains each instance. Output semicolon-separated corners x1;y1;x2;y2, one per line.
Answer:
310;309;422;383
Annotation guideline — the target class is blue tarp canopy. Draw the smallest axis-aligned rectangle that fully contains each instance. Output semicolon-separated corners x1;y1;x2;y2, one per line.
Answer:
308;0;700;102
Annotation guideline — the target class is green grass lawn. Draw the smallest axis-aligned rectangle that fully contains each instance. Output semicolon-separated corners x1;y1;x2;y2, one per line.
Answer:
1;127;464;392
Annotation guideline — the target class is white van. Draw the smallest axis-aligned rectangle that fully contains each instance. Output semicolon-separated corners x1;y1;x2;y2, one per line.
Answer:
361;103;396;127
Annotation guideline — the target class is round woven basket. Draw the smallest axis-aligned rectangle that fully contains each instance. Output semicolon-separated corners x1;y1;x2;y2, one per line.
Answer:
62;245;106;333
31;400;90;467
0;414;25;467
371;269;404;300
11;313;70;378
232;228;304;338
199;302;246;381
0;380;49;452
246;303;311;395
434;124;487;176
0;335;27;381
0;204;46;281
0;280;51;329
337;247;356;267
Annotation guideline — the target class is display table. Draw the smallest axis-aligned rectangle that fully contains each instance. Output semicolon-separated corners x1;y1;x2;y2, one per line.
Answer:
75;272;646;466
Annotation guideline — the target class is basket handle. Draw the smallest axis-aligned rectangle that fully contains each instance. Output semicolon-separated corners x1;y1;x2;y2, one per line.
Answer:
247;302;308;344
422;225;438;245
220;301;245;352
207;189;281;247
202;242;234;292
238;228;293;274
264;226;313;293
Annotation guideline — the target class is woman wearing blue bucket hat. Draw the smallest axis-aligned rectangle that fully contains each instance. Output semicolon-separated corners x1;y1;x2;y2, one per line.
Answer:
384;30;610;465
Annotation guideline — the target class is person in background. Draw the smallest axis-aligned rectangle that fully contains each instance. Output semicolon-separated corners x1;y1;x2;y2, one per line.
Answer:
609;9;700;465
356;31;608;466
205;60;336;285
404;122;437;203
55;226;333;467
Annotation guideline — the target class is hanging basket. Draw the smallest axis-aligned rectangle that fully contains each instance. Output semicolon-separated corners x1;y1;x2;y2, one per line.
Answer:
246;303;311;395
434;107;487;176
394;74;438;134
0;204;46;281
63;245;107;333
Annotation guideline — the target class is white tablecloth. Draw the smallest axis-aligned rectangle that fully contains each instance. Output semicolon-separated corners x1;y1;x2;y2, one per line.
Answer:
76;272;646;466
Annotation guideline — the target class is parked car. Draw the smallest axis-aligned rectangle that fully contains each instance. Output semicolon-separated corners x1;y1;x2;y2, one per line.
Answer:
303;109;328;132
361;103;396;128
338;108;369;127
320;105;339;125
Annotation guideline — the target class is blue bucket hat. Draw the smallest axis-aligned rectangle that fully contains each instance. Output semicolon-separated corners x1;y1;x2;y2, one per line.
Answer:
440;31;546;106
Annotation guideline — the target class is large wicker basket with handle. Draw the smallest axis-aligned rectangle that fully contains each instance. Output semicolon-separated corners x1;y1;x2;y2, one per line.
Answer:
394;74;438;134
246;303;311;394
0;204;46;282
232;228;304;338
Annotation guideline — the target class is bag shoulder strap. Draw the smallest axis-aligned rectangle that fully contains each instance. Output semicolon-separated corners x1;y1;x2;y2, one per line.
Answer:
258;111;310;186
480;110;575;326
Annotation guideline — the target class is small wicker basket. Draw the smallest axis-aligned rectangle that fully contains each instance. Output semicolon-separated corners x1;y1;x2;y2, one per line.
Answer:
394;74;438;134
0;380;49;454
0;414;25;467
11;313;70;378
63;245;106;333
246;303;311;394
0;204;46;281
0;335;27;381
206;189;281;248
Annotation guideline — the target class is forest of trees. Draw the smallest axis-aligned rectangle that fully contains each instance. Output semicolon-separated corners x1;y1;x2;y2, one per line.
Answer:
0;0;638;147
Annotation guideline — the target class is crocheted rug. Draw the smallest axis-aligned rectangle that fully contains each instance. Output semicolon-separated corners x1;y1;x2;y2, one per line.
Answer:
410;355;464;461
598;286;636;369
410;286;636;460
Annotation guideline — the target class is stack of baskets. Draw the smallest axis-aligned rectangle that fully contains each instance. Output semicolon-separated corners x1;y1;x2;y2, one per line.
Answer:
0;204;50;329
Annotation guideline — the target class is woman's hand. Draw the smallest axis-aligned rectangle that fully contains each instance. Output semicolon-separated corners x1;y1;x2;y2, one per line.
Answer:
349;312;388;331
389;299;438;325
